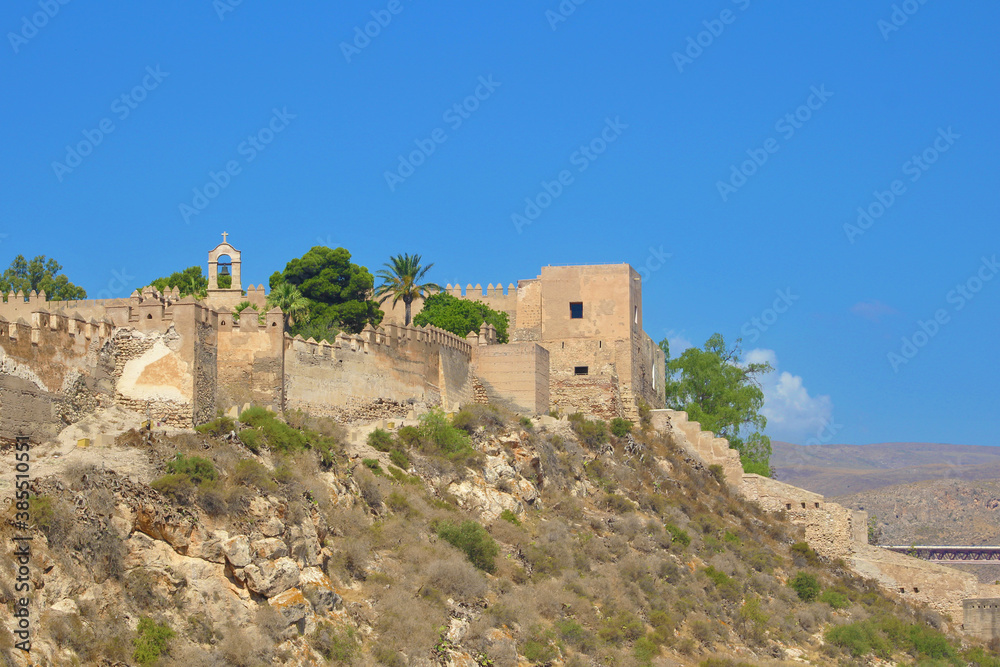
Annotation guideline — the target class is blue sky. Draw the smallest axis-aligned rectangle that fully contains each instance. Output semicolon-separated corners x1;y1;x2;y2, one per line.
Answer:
2;1;997;447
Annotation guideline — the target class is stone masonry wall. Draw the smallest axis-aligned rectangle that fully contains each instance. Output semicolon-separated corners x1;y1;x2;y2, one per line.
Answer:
0;312;115;441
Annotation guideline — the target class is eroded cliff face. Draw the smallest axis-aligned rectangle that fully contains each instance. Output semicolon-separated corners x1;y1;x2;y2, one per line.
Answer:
0;407;989;666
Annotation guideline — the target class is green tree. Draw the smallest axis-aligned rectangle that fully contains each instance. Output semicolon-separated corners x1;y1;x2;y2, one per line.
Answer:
148;266;208;298
374;253;440;326
0;255;86;300
265;281;311;331
413;292;509;343
270;246;382;335
659;334;773;476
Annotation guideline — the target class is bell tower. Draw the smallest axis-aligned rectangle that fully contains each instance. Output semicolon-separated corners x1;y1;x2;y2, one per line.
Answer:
206;232;244;308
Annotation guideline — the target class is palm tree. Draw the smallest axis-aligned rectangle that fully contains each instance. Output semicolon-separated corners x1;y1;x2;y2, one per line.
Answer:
266;281;311;331
374;253;440;326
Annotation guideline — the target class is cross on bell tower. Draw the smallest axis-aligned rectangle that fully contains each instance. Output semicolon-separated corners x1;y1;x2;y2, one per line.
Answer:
221;231;228;244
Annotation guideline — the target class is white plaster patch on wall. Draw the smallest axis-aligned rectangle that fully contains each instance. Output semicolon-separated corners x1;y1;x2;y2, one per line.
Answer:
118;340;192;403
0;347;50;392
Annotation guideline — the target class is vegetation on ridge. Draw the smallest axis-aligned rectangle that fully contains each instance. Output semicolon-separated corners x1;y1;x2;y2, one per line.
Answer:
414;291;510;342
661;333;774;476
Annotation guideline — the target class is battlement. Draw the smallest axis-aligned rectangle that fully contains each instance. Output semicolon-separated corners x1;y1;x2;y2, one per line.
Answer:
287;322;474;358
0;309;114;345
443;283;518;298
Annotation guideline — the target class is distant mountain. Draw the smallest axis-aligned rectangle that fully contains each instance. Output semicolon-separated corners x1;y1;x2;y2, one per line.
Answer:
771;441;1000;497
832;477;1000;546
832;477;1000;585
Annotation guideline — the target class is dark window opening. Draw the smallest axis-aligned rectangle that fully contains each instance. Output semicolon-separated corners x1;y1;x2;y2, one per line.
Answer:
574;366;589;376
146;314;153;319
914;587;920;593
599;340;602;348
785;503;792;510
570;302;583;319
801;502;806;509
221;320;226;326
899;588;905;594
271;322;276;327
815;502;820;508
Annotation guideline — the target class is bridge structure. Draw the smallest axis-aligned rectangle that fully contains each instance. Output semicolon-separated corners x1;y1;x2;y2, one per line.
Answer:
884;545;1000;563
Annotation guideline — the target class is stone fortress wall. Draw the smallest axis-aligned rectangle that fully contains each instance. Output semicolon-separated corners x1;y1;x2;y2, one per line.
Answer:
381;264;666;421
652;408;1000;636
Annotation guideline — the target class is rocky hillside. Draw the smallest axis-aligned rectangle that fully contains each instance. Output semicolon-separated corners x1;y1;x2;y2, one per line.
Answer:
0;406;995;666
771;441;1000;497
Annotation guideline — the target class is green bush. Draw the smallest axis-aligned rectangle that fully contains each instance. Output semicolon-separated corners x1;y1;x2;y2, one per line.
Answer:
435;520;499;573
239;407;307;452
165;453;217;485
150;474;195;502
132;617;174;665
825;620;891;658
568;413;609;449
634;634;660;665
499;509;521;526
819;588;850;610
665;523;691;548
418;409;476;461
389;449;410;470
368;428;394;452
397;425;421;448
610;417;633;437
239;429;262;453
195;415;236;437
362;458;383;475
789;571;821;602
519;416;533;430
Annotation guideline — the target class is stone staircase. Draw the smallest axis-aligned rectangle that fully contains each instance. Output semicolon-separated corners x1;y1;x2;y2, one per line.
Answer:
650;409;744;487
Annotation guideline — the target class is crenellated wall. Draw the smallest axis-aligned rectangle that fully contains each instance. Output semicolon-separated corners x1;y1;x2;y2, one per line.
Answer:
283;323;474;420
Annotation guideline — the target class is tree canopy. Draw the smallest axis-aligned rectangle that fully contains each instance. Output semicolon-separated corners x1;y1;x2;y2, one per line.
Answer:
374;253;439;326
0;255;86;300
148;266;209;298
660;333;773;476
413;293;509;343
269;246;382;336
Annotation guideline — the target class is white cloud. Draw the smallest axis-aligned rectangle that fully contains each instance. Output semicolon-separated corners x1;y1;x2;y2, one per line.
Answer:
663;330;695;358
746;348;833;443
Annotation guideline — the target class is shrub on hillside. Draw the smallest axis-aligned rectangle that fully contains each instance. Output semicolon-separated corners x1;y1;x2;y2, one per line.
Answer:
132;617;174;665
789;572;820;602
665;523;691;548
610;417;633;438
368;429;394;452
568;413;609;449
417;409;477;461
150;474;196;503
397;425;421;448
435;520;499;573
452;404;507;434
195;415;236;437
239;407;307;452
165;453;217;485
239;429;262;453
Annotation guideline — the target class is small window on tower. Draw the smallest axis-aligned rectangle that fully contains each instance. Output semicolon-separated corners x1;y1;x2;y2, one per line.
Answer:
570;302;583;319
574;366;589;375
